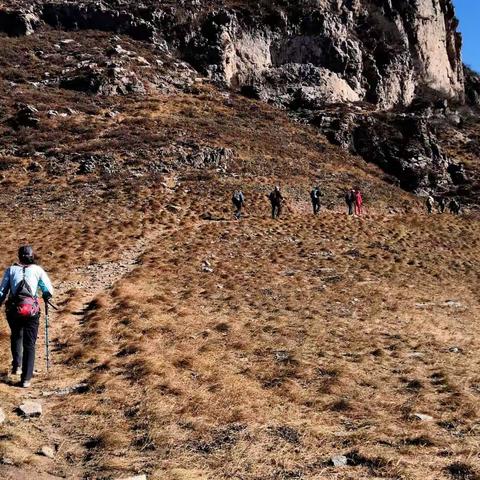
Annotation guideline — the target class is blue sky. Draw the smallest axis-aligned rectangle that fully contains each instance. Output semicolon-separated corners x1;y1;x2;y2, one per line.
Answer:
454;0;480;71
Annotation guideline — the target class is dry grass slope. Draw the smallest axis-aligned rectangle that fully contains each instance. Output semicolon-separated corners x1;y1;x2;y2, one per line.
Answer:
0;23;479;480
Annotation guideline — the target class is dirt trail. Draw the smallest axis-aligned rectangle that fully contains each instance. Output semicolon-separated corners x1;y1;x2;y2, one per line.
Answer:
56;234;151;298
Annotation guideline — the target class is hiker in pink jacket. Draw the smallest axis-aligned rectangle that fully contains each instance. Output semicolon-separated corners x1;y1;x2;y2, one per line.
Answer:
354;190;363;216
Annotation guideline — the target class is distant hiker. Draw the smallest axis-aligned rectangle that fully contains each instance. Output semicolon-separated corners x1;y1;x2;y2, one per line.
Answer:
448;198;461;215
354;190;363;216
438;197;447;214
232;190;245;220
426;195;434;214
345;189;355;215
269;186;283;219
310;186;323;215
0;246;54;388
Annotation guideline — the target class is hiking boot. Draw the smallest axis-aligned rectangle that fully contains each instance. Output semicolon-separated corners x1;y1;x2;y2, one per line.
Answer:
21;380;31;388
11;368;22;376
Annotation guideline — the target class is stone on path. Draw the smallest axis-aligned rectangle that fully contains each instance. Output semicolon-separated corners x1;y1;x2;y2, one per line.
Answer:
414;413;433;422
18;401;42;417
39;446;55;459
331;455;348;467
115;475;147;480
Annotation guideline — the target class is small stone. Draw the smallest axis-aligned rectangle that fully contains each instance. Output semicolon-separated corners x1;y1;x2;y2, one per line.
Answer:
1;457;14;465
331;455;348;467
0;408;5;424
414;413;433;422
136;56;150;66
115;475;147;480
407;352;424;358
18;400;42;417
165;204;181;213
39;446;55;459
60;39;75;45
444;300;463;309
28;161;43;172
448;346;463;354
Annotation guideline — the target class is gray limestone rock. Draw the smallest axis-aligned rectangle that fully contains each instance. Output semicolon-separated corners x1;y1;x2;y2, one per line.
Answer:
18;401;43;418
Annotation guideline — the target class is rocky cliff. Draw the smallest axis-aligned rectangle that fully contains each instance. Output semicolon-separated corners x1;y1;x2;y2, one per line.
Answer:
0;0;478;199
1;0;464;108
186;0;464;109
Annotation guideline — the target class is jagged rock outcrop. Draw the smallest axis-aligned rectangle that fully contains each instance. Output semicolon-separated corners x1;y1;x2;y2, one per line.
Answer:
185;0;464;109
0;7;40;36
464;65;480;106
309;105;466;193
41;2;157;41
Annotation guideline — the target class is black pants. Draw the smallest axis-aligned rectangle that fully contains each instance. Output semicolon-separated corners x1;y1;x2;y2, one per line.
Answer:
312;201;320;214
7;311;40;382
271;202;282;219
233;203;242;219
347;202;354;215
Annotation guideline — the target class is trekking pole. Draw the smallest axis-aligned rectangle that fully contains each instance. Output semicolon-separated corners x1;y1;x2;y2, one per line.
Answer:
45;301;50;373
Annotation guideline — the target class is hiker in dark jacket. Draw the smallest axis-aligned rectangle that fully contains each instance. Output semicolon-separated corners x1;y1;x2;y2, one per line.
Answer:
0;246;53;388
232;190;245;220
269;186;283;219
345;189;355;215
449;198;461;215
438;197;447;214
310;186;322;215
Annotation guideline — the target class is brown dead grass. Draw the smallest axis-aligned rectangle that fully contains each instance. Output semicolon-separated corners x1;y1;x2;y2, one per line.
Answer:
0;26;478;480
39;195;480;480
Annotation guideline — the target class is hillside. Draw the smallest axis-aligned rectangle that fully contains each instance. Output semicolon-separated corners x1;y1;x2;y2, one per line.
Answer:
0;1;479;480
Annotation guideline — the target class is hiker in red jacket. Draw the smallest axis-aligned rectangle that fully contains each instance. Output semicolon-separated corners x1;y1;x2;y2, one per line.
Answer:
354;190;363;216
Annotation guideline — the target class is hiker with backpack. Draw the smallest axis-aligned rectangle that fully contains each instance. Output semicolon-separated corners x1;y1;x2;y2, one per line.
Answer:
269;186;283;219
426;195;435;214
354;189;363;216
448;198;461;215
310;186;323;215
345;189;355;215
0;246;54;388
438;197;447;214
232;190;245;220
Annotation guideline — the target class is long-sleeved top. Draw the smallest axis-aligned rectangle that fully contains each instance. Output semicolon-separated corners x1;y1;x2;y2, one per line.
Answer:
0;264;54;303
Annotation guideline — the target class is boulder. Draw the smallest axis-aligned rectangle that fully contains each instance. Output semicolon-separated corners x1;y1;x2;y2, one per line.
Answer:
9;104;40;129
